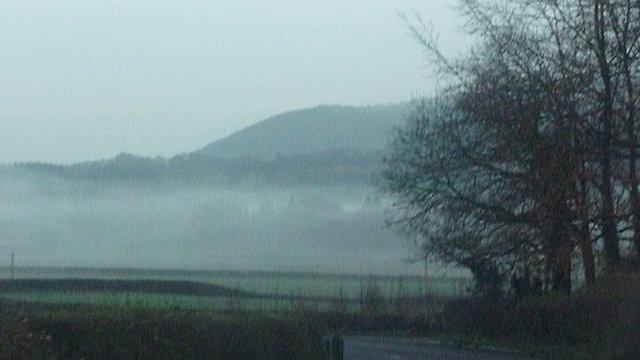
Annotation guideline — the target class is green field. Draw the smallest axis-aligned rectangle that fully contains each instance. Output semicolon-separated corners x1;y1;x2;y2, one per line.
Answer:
0;291;330;311
0;267;473;313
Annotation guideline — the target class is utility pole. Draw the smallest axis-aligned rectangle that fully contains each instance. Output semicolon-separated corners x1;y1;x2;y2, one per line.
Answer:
10;252;16;280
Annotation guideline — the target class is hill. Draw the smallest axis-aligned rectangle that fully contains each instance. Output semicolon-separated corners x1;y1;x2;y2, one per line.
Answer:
0;103;419;274
4;103;410;186
197;103;409;160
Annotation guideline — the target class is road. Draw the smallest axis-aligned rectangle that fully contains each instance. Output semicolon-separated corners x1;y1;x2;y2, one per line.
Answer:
342;337;535;360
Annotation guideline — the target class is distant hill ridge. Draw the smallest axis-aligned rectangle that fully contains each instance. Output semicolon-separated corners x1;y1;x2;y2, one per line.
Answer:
197;103;410;160
3;103;411;185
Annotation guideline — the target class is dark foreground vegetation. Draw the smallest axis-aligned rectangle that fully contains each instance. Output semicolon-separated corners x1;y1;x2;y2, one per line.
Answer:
0;274;637;358
0;302;325;359
324;275;639;358
431;274;640;358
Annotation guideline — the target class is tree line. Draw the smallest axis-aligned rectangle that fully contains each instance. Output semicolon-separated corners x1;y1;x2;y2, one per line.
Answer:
2;149;378;187
385;0;640;294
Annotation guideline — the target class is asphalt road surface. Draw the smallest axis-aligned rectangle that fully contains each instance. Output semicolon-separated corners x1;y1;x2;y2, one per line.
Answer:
342;337;535;360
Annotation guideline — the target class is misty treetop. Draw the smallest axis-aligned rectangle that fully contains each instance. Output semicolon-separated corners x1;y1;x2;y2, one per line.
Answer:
2;150;379;188
384;0;640;294
1;104;409;188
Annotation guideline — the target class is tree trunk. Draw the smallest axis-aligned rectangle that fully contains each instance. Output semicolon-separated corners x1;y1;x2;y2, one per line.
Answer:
599;141;622;272
626;105;640;260
545;191;574;294
621;46;640;259
578;227;596;285
578;177;596;284
594;0;622;271
552;245;573;295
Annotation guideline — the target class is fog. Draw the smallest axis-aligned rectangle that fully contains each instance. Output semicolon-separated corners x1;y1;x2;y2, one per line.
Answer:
0;177;431;275
0;1;473;277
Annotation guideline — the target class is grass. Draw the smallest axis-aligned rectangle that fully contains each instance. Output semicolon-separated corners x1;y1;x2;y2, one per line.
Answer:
0;271;470;316
0;291;362;313
0;266;472;299
0;282;445;315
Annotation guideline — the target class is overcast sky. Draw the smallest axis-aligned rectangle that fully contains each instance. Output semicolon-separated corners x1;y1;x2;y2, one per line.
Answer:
0;0;470;164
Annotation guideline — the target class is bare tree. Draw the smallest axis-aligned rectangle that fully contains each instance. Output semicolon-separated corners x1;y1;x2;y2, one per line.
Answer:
386;0;640;293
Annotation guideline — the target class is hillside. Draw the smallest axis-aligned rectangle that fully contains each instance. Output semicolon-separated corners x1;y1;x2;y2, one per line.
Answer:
197;103;410;160
4;103;410;186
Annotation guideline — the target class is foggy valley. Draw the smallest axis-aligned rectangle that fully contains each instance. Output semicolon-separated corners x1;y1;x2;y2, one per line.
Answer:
0;104;432;275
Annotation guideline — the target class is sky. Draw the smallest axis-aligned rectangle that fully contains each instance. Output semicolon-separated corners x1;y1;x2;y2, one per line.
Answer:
0;0;470;164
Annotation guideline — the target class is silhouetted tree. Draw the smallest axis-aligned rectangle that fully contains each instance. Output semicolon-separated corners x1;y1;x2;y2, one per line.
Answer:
386;0;640;294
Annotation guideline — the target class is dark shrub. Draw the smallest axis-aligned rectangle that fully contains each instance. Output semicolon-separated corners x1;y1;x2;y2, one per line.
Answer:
24;309;324;359
431;273;640;356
